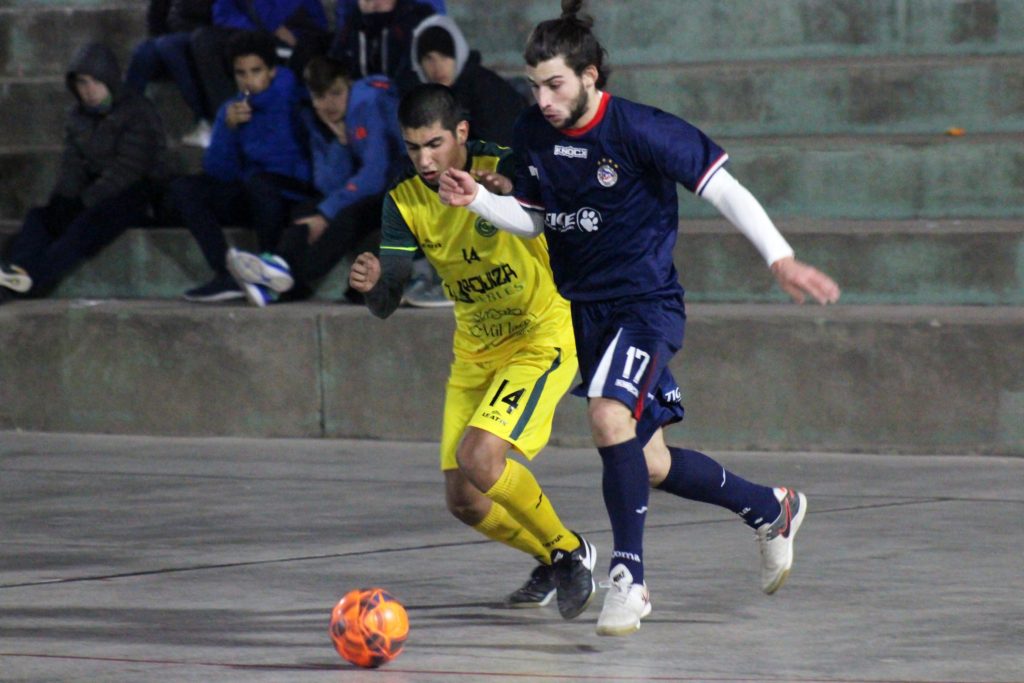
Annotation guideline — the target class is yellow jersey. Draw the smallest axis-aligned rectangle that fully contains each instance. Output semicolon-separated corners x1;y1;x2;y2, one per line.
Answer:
381;140;574;363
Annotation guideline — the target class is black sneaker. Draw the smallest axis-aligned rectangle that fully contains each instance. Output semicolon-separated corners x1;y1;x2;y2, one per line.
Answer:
183;273;244;303
550;532;597;619
505;563;556;608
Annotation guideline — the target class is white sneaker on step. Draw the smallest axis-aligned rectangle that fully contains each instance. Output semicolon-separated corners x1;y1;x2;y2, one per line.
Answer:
596;563;651;636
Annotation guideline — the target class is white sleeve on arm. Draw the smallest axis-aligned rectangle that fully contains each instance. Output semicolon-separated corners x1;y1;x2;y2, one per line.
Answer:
467;186;545;237
700;168;795;266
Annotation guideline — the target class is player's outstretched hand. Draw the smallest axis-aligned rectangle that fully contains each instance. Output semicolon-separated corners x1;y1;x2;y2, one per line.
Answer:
770;255;841;305
438;168;478;207
348;251;381;294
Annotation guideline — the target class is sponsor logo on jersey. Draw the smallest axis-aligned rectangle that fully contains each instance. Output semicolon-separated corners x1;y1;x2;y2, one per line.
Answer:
421;239;443;250
554;144;589;159
474;216;498;237
528;165;539;178
596;157;620;187
664;387;681;403
545;207;602;233
454;262;519;302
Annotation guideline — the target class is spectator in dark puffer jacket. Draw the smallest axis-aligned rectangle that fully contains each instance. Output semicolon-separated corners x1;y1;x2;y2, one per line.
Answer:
124;0;215;147
0;43;166;302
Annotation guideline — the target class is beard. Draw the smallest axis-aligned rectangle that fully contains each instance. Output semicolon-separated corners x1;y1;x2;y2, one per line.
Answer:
558;82;591;129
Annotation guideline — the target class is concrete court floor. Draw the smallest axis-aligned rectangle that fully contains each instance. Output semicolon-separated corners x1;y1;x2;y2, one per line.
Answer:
0;431;1021;683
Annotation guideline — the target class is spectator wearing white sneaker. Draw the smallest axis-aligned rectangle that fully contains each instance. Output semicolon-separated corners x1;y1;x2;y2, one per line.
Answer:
124;0;216;148
226;56;406;306
439;0;839;637
1;42;166;304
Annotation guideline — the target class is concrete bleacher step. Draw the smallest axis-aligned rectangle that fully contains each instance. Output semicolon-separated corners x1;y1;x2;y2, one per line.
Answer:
613;54;1024;137
0;2;145;79
7;54;1021;148
1;299;1020;454
2;219;1020;305
4;132;1022;222
462;0;1024;66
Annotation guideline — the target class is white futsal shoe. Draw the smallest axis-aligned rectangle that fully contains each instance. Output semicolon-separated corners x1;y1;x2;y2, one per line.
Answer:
756;487;807;594
595;564;651;636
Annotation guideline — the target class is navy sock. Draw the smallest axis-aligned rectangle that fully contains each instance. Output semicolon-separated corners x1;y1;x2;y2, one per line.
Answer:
657;447;781;529
598;438;649;584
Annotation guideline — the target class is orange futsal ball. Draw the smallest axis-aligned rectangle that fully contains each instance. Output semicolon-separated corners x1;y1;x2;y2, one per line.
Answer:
329;588;409;668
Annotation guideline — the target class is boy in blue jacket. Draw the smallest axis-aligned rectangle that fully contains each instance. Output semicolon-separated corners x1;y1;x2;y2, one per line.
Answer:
225;55;405;305
192;0;329;114
170;30;314;302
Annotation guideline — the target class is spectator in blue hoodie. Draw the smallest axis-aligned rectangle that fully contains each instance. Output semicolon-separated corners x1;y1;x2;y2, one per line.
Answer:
169;30;313;302
192;0;329;116
225;55;406;306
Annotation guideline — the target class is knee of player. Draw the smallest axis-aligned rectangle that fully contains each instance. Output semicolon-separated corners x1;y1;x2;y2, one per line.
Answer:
455;444;504;485
445;493;488;526
587;399;636;446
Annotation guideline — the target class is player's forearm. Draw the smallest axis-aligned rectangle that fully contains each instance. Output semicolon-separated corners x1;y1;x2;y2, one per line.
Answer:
467;186;545;237
701;168;794;267
364;253;412;319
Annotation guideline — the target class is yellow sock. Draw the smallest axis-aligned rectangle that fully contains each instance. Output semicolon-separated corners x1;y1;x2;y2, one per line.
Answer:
473;501;550;564
485;459;580;557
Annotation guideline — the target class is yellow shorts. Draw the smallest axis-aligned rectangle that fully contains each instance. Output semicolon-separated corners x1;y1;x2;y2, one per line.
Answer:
439;343;578;471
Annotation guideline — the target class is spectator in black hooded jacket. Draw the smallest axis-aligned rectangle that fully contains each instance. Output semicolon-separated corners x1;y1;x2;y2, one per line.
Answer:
0;43;166;301
410;14;527;147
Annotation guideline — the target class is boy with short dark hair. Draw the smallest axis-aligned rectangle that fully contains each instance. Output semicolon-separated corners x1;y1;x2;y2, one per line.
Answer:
169;30;313;302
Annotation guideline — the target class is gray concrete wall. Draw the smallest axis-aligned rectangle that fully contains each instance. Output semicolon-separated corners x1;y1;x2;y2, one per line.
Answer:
2;301;1021;454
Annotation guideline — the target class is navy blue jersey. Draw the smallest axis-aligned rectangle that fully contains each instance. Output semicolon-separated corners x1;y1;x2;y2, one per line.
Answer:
512;92;727;301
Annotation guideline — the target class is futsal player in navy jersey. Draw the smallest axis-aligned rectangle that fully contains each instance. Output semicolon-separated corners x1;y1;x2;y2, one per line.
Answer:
439;0;840;636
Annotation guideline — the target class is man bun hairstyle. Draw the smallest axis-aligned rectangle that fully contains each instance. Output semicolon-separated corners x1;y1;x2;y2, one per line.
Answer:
524;0;609;88
398;83;465;134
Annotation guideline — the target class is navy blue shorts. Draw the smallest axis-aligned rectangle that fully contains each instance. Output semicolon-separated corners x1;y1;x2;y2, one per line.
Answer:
570;292;686;446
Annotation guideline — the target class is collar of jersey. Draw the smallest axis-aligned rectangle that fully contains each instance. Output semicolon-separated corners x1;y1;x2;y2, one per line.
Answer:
562;91;610;138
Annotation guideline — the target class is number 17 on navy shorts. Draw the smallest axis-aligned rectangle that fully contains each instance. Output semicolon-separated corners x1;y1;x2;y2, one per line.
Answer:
570;295;687;445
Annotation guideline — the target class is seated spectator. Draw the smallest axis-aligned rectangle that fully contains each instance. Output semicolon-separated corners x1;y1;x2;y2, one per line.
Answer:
225;55;406;306
0;43;166;303
328;0;435;93
124;0;215;147
410;15;527;148
168;30;313;303
192;0;329;117
334;0;444;34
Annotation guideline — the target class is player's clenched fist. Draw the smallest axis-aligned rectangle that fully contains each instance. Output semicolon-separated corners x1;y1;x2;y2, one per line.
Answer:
438;168;478;207
349;252;381;293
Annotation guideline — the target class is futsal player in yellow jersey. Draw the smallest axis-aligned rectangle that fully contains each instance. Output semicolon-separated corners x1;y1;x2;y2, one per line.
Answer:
348;84;596;619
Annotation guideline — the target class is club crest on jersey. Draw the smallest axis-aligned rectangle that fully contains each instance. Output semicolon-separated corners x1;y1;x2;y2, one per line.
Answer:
596;157;619;187
474;216;498;237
